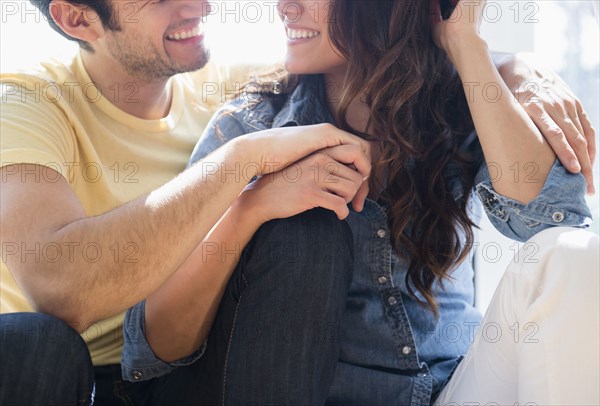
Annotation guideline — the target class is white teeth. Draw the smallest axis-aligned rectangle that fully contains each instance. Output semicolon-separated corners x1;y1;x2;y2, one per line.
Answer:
167;26;202;41
286;28;320;40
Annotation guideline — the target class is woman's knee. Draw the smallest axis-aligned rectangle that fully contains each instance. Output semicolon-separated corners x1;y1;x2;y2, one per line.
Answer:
241;208;354;283
250;208;353;264
512;226;599;283
526;226;597;264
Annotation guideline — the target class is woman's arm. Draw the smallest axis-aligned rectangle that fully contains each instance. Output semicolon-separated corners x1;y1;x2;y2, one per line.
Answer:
435;0;555;204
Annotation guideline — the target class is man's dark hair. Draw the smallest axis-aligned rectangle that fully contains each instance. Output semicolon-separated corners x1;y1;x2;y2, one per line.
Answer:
30;0;120;52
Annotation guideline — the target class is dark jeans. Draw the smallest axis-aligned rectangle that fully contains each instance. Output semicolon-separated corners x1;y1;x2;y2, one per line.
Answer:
0;208;353;405
0;312;94;406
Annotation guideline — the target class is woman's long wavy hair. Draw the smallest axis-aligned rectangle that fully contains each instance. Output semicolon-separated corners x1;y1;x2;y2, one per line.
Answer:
245;0;482;316
326;0;480;316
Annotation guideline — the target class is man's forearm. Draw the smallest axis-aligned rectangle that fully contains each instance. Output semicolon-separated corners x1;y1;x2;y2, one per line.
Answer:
9;138;254;330
3;123;368;330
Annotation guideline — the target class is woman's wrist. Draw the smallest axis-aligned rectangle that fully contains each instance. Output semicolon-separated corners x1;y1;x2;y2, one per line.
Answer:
444;34;489;70
234;186;271;228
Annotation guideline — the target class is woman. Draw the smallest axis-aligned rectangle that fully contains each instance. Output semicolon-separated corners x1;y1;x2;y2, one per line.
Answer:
123;0;597;404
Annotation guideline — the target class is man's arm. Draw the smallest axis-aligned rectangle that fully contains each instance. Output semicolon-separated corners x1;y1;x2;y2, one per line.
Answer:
491;50;596;193
0;124;369;331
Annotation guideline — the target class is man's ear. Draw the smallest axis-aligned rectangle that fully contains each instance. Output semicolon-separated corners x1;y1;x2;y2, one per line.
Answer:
49;0;104;43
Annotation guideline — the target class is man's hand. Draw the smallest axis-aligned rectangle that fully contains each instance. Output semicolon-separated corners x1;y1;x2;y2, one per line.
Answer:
497;53;597;194
239;123;372;177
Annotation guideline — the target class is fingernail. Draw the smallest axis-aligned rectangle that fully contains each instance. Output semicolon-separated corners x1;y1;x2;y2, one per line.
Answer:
571;159;581;172
363;175;369;182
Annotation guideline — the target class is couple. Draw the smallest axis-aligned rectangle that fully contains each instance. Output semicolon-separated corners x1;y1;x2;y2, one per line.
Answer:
1;0;597;405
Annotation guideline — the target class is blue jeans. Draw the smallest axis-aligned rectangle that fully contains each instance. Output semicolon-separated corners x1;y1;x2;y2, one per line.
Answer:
0;312;94;406
1;208;354;405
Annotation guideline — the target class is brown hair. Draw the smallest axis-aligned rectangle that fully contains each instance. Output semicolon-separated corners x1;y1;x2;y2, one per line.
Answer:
30;0;120;52
240;0;481;316
328;0;480;316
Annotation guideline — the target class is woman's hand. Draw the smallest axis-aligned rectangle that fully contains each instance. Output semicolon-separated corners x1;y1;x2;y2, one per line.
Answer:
431;0;487;61
238;144;371;223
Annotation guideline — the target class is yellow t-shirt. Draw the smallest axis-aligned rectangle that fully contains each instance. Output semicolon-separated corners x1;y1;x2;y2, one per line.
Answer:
0;52;256;366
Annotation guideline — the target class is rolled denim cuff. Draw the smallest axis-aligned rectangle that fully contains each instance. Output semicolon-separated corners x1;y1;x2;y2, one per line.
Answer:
121;300;207;382
475;159;592;242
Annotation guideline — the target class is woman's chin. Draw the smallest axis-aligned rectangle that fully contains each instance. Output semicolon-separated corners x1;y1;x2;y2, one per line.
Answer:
283;58;314;75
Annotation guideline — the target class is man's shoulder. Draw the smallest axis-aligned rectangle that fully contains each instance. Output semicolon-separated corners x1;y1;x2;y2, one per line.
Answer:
186;61;265;86
180;61;266;110
1;55;78;90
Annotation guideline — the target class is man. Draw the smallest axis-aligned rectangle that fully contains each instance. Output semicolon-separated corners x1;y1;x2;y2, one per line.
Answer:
0;0;595;404
0;0;373;403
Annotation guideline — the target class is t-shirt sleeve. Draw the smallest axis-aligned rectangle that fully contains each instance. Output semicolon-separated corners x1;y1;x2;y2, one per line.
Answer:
1;78;76;174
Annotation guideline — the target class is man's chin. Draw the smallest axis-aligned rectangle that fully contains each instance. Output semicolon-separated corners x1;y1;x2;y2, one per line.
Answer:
176;52;211;75
187;55;210;73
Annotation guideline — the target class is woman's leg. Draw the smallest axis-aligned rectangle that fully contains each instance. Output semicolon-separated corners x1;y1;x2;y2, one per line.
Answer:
435;227;599;406
221;208;354;404
157;207;354;405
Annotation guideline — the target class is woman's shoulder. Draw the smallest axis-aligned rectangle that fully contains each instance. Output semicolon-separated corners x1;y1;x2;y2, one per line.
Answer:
216;69;303;130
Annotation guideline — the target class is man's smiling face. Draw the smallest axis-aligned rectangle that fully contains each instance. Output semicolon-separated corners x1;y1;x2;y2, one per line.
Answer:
99;0;210;81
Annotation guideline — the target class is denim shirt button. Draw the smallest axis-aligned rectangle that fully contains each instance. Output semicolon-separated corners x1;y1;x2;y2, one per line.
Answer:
402;346;412;355
132;371;143;381
418;372;428;378
377;229;387;238
552;211;565;223
378;276;388;285
387;296;397;305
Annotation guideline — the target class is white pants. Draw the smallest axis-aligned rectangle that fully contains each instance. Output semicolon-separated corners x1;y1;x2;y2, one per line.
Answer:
435;227;600;406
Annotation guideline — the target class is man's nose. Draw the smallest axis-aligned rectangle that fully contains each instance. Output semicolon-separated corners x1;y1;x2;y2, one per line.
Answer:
178;0;212;20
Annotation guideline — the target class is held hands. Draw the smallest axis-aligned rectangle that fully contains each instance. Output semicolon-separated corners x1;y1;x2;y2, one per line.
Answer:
238;144;371;223
242;123;371;178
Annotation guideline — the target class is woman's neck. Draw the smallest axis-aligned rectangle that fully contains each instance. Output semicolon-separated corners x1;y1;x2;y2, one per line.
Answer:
324;71;386;201
323;71;370;133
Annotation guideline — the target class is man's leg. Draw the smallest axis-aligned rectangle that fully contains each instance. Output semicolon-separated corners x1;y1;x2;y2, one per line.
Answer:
434;227;600;406
0;312;94;406
152;208;354;405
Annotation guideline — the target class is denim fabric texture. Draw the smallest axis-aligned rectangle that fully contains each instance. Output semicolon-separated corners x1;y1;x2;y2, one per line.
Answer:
122;74;592;404
0;313;94;406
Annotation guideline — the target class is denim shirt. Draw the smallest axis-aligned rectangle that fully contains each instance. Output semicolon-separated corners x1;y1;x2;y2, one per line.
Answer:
122;75;592;403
